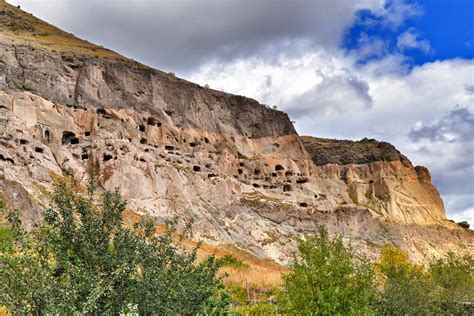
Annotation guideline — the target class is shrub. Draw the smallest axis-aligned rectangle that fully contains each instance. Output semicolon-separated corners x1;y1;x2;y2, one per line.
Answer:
233;302;277;315
0;227;14;254
430;252;474;314
278;226;377;315
0;180;223;314
375;244;441;315
218;254;249;269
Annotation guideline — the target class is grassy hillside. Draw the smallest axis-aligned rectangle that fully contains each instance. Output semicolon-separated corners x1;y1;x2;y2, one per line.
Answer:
0;0;121;58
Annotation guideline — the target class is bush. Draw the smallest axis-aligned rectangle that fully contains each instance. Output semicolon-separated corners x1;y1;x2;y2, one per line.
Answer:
0;227;14;254
218;254;249;269
278;227;377;315
233;302;277;315
430;252;474;314
375;244;441;315
0;180;223;314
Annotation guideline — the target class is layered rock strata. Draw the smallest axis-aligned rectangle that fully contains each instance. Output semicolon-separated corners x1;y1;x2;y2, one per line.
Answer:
0;2;472;264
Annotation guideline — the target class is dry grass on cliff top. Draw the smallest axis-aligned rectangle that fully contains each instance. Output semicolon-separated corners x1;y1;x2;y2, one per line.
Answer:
122;209;286;289
0;1;121;58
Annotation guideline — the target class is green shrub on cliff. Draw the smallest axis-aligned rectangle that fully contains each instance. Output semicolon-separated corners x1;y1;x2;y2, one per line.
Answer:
0;180;223;314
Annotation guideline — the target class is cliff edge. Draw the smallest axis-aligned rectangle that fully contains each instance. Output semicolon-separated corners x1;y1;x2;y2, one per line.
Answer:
0;2;472;264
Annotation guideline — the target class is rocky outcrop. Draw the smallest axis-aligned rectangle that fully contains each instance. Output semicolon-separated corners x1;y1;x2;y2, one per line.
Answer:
301;136;409;165
457;221;470;229
303;137;446;225
0;34;295;139
0;2;472;264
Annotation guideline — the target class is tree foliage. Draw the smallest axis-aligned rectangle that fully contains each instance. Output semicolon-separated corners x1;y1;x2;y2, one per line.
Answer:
0;180;472;315
375;244;474;315
278;227;377;315
430;252;474;314
0;180;223;315
375;244;441;315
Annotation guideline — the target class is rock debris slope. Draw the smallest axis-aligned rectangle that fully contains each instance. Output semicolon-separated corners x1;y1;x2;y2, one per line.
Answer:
0;2;472;264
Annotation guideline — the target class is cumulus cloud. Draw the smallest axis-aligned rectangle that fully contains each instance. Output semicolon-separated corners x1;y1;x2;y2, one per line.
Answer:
465;83;474;95
354;33;390;60
405;106;473;224
444;195;474;224
191;53;473;138
409;107;474;142
397;28;432;53
378;0;423;29
355;0;423;30
289;71;373;117
407;104;473;199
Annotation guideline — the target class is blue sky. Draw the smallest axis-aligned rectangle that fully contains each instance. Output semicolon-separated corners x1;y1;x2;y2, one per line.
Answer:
8;0;474;226
345;0;474;66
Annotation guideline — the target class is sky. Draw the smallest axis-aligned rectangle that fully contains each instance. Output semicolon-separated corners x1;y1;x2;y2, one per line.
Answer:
7;0;474;226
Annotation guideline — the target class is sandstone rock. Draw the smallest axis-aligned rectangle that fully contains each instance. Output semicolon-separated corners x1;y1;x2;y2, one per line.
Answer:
0;3;472;265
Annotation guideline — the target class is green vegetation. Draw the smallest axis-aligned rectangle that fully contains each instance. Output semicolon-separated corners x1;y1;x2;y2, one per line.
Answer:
0;200;14;254
0;180;224;314
278;230;473;315
218;254;250;269
233;302;277;315
0;227;14;253
428;252;474;314
278;227;377;315
375;244;441;314
0;182;472;315
225;284;278;315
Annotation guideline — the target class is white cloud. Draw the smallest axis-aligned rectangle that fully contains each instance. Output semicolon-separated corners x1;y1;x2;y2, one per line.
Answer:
405;106;473;225
450;208;473;226
289;70;373;117
369;0;424;29
355;33;390;59
443;195;474;226
397;28;432;53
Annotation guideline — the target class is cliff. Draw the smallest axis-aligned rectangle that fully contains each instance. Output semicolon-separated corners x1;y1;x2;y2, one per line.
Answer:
0;2;472;265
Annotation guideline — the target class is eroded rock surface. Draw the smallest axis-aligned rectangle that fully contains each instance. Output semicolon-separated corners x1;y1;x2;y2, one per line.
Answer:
0;4;472;265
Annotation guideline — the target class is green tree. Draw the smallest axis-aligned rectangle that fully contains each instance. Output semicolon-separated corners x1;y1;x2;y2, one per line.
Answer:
0;180;223;315
375;244;442;315
430;252;474;314
278;226;376;315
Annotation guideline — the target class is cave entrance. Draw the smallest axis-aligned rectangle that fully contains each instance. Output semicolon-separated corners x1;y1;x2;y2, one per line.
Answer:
62;131;79;145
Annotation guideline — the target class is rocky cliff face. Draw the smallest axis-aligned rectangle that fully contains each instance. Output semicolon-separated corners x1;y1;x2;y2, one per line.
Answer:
0;2;472;264
302;137;447;225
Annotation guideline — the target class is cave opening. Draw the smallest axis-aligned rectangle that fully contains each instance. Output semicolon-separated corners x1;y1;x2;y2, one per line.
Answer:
62;131;79;145
103;154;113;161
